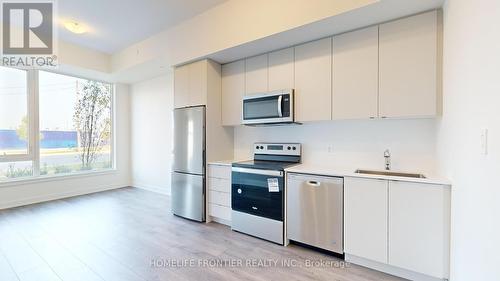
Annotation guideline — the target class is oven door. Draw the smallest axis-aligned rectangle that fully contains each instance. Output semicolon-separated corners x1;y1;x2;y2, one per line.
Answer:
231;167;284;221
242;91;293;125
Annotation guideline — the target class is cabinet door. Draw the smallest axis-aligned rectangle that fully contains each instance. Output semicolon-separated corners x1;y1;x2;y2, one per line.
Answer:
188;60;207;107
268;47;294;91
333;26;379;120
245;54;268;95
344;177;388;263
379;10;438;118
222;60;245;126
294;37;332;122
174;64;189;108
388;181;450;279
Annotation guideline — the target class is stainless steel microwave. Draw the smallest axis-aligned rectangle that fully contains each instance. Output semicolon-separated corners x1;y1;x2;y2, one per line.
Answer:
242;89;294;125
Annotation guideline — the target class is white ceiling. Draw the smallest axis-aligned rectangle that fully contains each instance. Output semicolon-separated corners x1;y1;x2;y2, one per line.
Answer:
57;0;227;54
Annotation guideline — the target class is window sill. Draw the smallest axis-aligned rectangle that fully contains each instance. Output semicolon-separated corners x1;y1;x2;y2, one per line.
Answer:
0;169;118;188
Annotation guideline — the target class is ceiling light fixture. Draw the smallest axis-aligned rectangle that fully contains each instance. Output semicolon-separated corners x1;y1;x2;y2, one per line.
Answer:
64;21;87;34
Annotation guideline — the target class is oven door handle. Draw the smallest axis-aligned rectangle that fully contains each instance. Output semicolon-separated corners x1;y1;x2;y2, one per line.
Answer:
277;95;283;117
232;167;283;177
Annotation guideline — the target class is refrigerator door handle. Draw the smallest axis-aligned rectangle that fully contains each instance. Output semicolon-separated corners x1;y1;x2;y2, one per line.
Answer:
203;149;206;170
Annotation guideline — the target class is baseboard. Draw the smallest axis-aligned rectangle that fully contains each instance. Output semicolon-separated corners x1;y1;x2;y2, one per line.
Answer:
345;254;447;281
0;184;127;210
209;216;231;226
132;181;170;195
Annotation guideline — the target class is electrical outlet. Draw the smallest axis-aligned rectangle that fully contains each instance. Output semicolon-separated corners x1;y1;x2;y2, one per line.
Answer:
480;129;488;155
327;145;334;153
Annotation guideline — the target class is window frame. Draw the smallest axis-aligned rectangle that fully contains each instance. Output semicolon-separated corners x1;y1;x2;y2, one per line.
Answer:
0;67;115;183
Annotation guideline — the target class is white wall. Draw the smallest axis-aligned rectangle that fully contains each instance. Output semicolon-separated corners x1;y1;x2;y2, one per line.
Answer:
0;84;131;209
130;74;174;195
438;1;500;280
235;119;438;175
58;41;110;73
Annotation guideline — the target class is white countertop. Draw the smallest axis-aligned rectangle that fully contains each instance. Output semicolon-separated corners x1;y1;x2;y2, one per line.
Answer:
285;164;451;186
208;160;235;166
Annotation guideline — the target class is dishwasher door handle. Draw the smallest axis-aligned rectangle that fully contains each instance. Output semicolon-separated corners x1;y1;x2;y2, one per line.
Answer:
307;181;321;187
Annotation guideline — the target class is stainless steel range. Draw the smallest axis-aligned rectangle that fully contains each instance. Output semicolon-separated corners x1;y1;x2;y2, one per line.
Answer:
231;143;301;245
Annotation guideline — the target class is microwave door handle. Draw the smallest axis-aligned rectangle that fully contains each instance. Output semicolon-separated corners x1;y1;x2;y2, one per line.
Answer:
277;95;283;117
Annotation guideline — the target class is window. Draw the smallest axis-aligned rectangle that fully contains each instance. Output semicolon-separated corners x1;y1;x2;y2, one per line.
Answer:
0;66;114;182
0;67;29;156
39;71;112;176
0;67;33;179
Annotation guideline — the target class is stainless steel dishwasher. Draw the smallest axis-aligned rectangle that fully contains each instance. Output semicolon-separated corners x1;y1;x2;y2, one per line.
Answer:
286;173;344;254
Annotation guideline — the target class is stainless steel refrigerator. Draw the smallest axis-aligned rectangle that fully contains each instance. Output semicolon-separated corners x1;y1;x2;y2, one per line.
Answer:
171;106;206;222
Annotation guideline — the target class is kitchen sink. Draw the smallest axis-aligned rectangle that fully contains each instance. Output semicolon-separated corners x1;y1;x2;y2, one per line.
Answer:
355;169;426;179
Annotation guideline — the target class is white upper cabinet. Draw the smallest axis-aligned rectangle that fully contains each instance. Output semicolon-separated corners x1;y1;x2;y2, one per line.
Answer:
379;10;439;118
217;10;441;122
187;60;208;107
174;60;207;108
268;47;294;91
344;177;388;264
174;64;189;108
221;60;245;126
245;54;268;95
333;26;379;120
388;181;450;279
294;37;332;122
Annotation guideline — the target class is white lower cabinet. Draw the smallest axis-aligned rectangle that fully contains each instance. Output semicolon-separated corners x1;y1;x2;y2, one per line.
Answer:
344;177;450;280
207;164;232;224
344;177;388;263
388;181;450;279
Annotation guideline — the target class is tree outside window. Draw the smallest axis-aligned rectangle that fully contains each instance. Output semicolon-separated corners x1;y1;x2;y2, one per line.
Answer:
73;80;112;170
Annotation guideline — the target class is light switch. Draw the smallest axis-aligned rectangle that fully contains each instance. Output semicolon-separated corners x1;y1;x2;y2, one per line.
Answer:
480;129;488;155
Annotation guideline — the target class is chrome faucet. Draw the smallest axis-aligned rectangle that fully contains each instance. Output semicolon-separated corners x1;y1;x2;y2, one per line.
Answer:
384;149;391;170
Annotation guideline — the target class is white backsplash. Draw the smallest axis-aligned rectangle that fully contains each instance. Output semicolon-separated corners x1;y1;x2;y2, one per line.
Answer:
234;118;438;175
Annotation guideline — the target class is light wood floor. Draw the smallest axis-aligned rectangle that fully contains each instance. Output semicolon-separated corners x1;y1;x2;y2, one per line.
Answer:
0;187;405;281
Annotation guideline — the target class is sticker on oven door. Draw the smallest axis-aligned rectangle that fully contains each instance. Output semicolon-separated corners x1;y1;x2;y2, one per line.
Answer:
267;178;279;192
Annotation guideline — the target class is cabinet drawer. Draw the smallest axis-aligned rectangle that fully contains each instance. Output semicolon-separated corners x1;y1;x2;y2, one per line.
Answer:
208;165;231;179
208;177;231;193
208;190;231;207
209;203;232;221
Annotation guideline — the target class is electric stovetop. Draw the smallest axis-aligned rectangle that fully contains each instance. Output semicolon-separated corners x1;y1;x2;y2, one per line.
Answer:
232;143;302;171
232;160;299;171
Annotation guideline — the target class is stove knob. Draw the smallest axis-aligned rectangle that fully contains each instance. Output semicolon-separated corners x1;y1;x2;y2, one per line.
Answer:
256;145;259;150
287;146;291;150
260;146;264;149
292;146;297;150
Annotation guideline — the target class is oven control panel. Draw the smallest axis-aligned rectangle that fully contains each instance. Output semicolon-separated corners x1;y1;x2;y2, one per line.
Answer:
254;143;301;156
